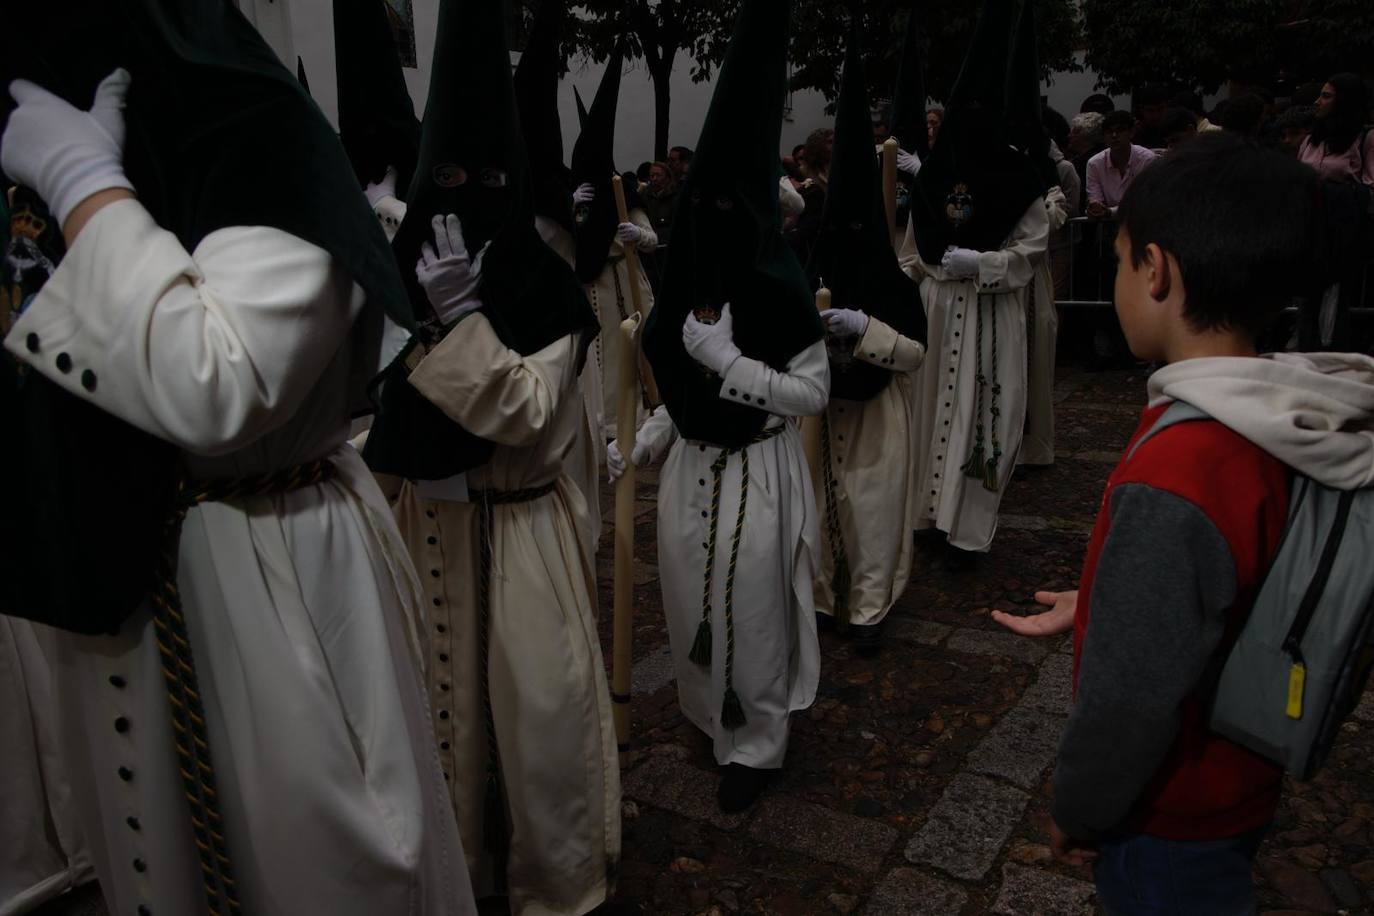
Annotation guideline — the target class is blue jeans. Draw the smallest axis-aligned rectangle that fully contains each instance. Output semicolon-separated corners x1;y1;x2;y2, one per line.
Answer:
1093;825;1269;916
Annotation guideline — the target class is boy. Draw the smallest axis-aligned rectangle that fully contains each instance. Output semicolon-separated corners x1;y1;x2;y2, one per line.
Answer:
1001;132;1374;913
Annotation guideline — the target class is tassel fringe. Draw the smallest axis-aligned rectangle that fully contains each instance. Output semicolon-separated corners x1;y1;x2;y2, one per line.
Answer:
689;618;713;667
720;688;747;730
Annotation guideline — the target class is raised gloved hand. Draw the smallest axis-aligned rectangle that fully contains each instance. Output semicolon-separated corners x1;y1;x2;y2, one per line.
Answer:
416;214;487;326
897;149;922;176
616;221;645;246
821;307;869;339
573;182;596;206
941;245;981;280
682;303;742;376
2;69;134;227
606;434;660;483
364;166;398;207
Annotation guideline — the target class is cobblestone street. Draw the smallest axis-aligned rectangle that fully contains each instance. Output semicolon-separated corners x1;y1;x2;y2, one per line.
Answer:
596;368;1374;916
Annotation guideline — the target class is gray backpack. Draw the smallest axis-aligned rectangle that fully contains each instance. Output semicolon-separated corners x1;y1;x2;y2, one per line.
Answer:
1131;400;1374;780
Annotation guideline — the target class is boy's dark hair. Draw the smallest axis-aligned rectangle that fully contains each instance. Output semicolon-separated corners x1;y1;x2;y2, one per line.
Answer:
1160;107;1197;137
1080;93;1115;115
1171;90;1205;118
1102;110;1136;134
1117;132;1318;337
669;145;694;163
1218;93;1266;136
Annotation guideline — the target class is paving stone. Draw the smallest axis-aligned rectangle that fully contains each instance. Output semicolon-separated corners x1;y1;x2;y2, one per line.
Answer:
886;617;952;647
945;628;1050;666
999;514;1095;536
967;706;1065;789
747;795;899;873
991;863;1097;916
1063;449;1121;465
1351;688;1374;723
861;868;969;915
621;756;748;831
631;645;676;697
905;773;1030;881
1021;653;1074;716
1057;636;1074;655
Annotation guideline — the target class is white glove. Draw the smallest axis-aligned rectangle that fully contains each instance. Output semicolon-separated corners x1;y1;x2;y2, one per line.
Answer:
682;302;742;376
374;196;405;242
897;150;922;176
606;436;657;483
573;182;596;205
616;221;644;246
941;246;981;280
821;308;869;339
416;213;487;326
2;69;134;227
364;165;398;208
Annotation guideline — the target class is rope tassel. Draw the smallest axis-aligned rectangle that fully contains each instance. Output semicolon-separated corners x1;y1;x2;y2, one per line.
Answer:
720;688;747;730
688;619;713;667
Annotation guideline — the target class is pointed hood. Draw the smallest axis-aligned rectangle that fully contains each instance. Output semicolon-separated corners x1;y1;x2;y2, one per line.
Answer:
643;0;825;448
514;0;574;233
296;55;311;95
806;16;927;402
574;86;589;131
363;0;596;479
910;0;1041;265
891;0;929;159
570;43;627;283
334;0;422;197
1004;0;1058;192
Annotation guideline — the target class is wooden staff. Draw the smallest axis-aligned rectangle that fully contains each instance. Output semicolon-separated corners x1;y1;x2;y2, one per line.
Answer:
800;283;831;502
882;137;900;248
612;312;641;751
612;175;663;408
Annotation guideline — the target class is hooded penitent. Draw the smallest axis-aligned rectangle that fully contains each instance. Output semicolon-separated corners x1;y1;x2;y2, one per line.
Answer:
1003;0;1059;193
334;0;422;197
910;0;1042;265
363;0;597;480
570;43;630;283
890;0;930;160
643;0;825;448
514;0;574;233
2;0;411;629
807;17;927;402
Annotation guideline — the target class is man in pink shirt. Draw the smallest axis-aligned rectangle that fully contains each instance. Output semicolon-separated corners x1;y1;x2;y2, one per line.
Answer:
1086;110;1158;217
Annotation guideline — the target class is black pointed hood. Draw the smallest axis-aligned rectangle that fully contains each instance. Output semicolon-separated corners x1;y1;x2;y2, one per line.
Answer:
363;0;597;479
891;1;929;159
574;86;589;130
514;0;574;233
807;16;927;402
296;55;311;95
1004;0;1059;192
570;43;627;283
334;0;422;197
910;0;1041;265
643;0;824;448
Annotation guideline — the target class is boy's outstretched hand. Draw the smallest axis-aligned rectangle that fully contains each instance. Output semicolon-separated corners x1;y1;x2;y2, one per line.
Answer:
991;590;1078;637
1049;818;1098;867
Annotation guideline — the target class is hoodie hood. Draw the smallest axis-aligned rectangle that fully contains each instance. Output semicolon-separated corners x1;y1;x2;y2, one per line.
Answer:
1148;353;1374;490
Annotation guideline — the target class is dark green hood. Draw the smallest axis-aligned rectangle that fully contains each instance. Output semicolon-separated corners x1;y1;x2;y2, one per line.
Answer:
570;43;627;283
1004;0;1060;193
891;0;930;159
514;0;575;234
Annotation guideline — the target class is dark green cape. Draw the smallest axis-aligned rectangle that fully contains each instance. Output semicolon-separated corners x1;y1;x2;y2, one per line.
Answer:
910;0;1042;264
514;0;575;233
807;19;927;402
363;0;597;480
643;0;824;448
335;0;423;197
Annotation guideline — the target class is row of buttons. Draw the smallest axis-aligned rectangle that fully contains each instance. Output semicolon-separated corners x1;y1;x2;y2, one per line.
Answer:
24;332;98;392
423;506;454;783
108;672;153;915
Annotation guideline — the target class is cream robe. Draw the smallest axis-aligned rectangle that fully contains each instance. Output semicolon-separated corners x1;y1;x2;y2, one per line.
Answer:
0;617;93;915
900;200;1049;551
2;200;474;915
650;340;828;769
390;314;619;916
587;207;656;439
813;319;927;627
1020;187;1069;467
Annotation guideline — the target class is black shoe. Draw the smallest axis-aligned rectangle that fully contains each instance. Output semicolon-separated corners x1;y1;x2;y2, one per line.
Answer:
717;763;772;813
815;611;837;633
850;623;883;658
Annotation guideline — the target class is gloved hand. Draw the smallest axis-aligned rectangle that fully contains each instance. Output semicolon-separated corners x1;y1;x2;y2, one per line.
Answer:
364;165;398;208
821;308;869;339
682;303;742;376
616;221;645;246
416;214;488;326
573;182;596;205
374;197;405;242
941;245;981;280
606;435;659;483
2;69;134;227
897;149;922;176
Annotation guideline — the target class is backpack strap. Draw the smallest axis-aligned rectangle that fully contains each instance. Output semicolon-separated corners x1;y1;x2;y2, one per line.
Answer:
1126;399;1211;463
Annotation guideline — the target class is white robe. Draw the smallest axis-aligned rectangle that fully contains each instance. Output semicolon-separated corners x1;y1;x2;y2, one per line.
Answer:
901;200;1049;551
0;617;93;915
391;315;620;916
1020;187;1069;467
587;208;656;440
3;200;474;916
813;319;926;627
651;340;828;769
